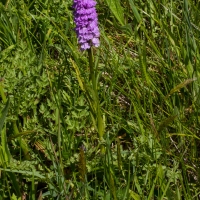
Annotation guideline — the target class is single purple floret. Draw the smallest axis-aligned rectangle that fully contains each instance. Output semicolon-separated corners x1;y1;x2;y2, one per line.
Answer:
73;0;100;50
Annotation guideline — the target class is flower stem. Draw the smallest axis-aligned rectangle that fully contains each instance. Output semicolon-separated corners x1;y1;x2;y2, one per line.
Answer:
88;48;96;91
0;83;7;104
88;48;105;153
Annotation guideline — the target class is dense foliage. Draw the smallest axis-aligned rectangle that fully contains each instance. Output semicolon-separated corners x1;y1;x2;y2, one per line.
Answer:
0;0;200;199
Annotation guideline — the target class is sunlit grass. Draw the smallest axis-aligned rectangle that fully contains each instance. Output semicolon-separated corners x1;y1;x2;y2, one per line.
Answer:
0;0;200;199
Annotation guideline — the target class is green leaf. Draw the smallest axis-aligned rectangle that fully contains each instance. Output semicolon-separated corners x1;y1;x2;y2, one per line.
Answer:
11;193;20;200
0;168;46;179
0;98;9;132
128;0;142;23
158;115;177;133
105;0;125;25
0;100;11;164
129;189;141;200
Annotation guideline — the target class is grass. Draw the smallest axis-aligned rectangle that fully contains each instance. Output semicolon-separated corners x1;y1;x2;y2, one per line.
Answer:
0;0;200;199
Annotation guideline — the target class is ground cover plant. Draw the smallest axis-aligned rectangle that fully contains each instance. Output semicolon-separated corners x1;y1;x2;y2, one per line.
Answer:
0;0;200;199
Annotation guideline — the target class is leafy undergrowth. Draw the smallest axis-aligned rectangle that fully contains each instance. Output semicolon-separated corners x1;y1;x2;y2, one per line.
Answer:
0;0;200;199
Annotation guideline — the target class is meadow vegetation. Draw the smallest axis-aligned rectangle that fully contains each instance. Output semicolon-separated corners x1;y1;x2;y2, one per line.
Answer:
0;0;200;199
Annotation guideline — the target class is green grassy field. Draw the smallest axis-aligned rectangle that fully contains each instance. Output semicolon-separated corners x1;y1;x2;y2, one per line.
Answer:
0;0;200;199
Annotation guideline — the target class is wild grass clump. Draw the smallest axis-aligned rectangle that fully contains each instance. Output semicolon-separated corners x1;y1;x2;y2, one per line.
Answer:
0;0;200;199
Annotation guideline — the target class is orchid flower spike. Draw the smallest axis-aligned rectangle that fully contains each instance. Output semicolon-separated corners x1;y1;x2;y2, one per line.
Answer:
73;0;100;51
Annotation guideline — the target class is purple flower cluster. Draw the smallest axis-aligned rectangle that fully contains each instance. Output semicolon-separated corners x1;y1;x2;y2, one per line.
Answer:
73;0;100;50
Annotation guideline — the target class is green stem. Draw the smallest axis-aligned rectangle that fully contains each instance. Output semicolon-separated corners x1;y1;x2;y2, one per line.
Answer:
0;83;7;104
13;122;30;160
88;48;105;153
0;83;30;160
88;48;96;91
